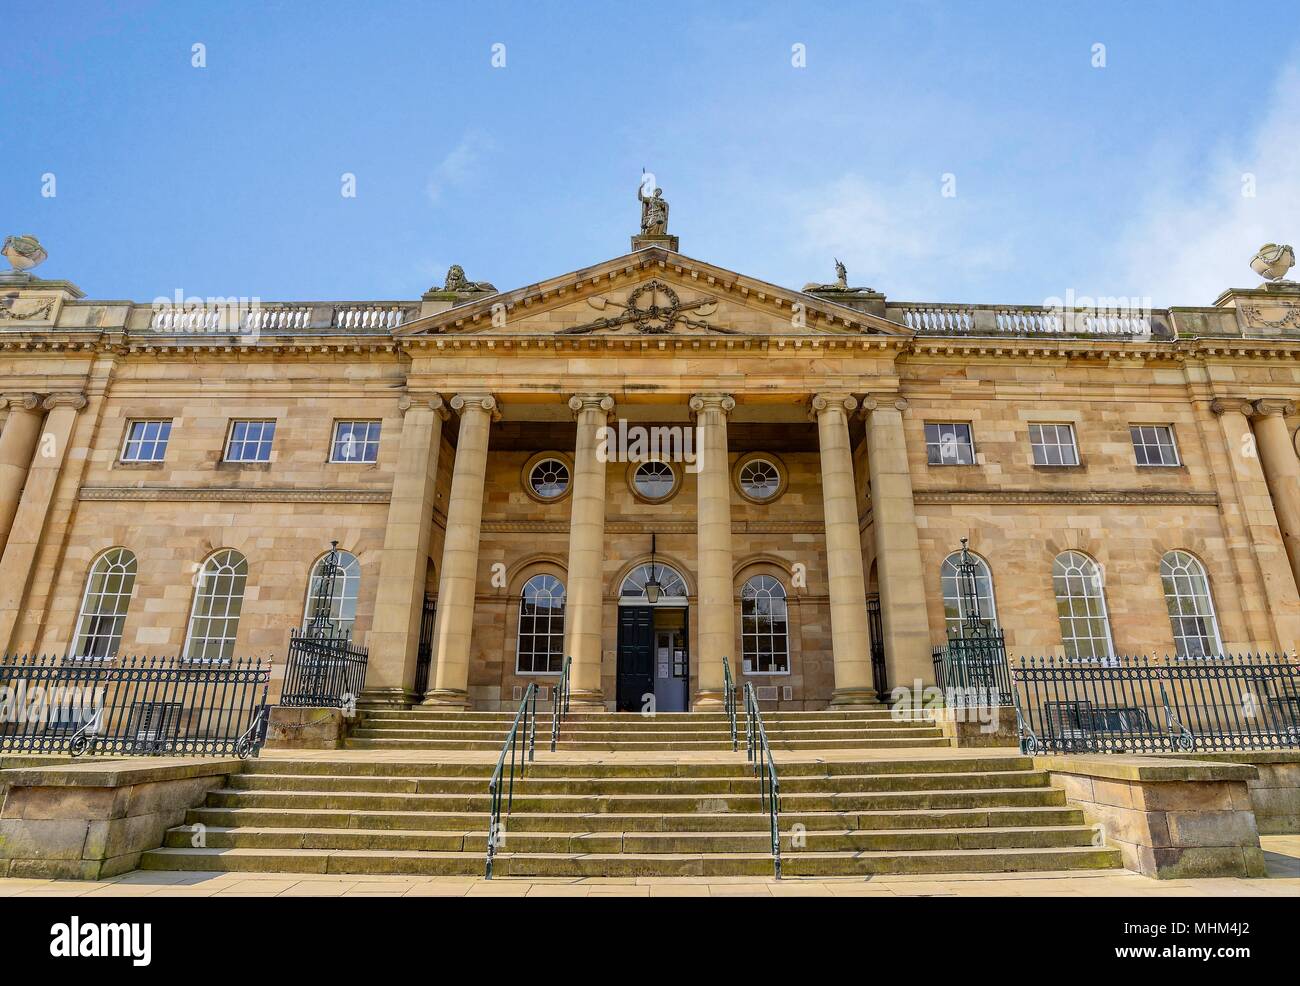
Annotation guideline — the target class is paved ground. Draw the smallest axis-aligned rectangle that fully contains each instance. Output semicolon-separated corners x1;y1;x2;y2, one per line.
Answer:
3;835;1298;898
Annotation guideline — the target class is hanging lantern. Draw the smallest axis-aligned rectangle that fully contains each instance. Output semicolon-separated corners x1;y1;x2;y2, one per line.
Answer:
644;533;662;604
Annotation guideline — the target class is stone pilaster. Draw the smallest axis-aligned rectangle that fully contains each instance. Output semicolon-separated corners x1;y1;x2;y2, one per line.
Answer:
862;393;933;692
363;394;448;707
0;392;86;655
1210;398;1300;652
424;394;499;709
811;394;876;705
563;393;615;709
690;393;736;709
0;394;44;561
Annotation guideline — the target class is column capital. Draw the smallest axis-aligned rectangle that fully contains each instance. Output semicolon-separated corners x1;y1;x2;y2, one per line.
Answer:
861;393;909;413
398;393;450;419
809;393;858;419
2;393;42;412
41;392;87;412
1210;397;1255;417
688;393;735;417
1252;398;1297;419
449;393;502;421
568;393;615;418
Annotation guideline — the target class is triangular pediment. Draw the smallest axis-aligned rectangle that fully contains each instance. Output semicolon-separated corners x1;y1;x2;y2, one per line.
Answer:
396;248;907;338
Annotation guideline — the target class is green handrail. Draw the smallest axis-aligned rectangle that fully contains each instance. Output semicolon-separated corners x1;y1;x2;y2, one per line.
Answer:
722;656;737;751
744;681;782;879
550;655;572;752
485;683;538;879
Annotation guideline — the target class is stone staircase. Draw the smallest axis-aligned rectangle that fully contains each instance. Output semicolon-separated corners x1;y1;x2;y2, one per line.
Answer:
140;750;1122;878
345;708;950;751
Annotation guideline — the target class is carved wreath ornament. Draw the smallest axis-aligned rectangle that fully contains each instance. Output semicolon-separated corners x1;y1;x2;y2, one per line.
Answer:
560;279;734;335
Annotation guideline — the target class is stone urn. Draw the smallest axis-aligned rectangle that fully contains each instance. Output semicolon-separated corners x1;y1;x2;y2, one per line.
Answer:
1250;243;1295;281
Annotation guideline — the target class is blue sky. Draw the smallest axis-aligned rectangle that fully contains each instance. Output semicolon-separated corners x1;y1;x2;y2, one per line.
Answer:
3;1;1298;307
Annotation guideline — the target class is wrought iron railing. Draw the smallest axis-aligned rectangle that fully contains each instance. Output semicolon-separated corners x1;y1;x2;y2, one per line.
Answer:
279;631;368;708
744;682;782;879
722;656;737;752
549;656;572;752
0;653;271;758
485;683;538;879
932;636;1013;706
413;597;437;698
1012;653;1300;755
867;594;889;699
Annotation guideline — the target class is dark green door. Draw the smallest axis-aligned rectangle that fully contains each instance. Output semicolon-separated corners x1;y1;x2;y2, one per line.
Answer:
617;606;654;711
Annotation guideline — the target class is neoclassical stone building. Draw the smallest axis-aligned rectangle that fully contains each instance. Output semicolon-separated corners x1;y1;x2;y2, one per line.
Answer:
3;230;1300;712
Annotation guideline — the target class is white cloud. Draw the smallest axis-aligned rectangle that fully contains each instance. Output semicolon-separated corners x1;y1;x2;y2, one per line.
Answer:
425;132;495;205
1115;61;1300;306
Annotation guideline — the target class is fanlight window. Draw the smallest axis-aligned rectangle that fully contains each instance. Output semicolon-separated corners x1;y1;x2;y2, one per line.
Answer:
939;552;997;637
619;563;688;603
633;460;676;500
184;549;249;663
738;458;782;501
1052;551;1114;661
528;458;570;499
1159;551;1223;658
302;550;361;637
516;574;565;674
72;548;138;658
740;575;789;674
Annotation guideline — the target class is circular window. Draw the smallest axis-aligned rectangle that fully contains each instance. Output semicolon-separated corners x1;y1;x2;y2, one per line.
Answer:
629;459;679;503
526;456;570;501
736;456;784;502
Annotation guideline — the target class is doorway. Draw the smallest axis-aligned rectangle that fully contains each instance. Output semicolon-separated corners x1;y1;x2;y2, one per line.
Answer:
617;606;690;712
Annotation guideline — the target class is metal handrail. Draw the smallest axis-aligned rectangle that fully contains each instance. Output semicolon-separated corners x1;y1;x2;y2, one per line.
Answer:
549;655;572;752
743;682;782;879
722;656;737;751
485;683;538;879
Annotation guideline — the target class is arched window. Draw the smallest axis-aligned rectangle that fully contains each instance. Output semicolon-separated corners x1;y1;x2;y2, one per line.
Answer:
71;548;137;658
184;549;248;663
1052;551;1114;661
939;551;997;637
741;575;790;674
1160;551;1223;658
516;574;565;674
302;550;361;637
619;563;688;604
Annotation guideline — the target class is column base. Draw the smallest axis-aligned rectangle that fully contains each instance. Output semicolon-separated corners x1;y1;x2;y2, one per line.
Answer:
694;690;724;711
421;688;470;709
830;686;879;708
358;687;418;710
568;689;606;711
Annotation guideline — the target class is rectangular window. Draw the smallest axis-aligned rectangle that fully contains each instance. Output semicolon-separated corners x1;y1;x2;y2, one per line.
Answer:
924;422;975;465
1029;423;1079;466
120;419;172;462
330;420;381;463
224;420;276;462
1130;425;1180;466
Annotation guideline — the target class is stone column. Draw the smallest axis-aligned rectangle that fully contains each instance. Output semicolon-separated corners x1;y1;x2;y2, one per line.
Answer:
0;394;45;562
1210;399;1300;653
1250;399;1300;593
0;393;86;655
364;394;448;706
563;393;614;709
812;394;876;705
862;394;933;691
690;393;736;710
424;394;499;708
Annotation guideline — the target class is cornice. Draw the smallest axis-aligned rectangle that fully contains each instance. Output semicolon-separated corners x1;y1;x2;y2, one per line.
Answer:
78;486;392;504
911;489;1219;507
479;520;827;534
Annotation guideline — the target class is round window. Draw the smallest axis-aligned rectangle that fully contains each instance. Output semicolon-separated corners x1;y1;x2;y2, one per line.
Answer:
528;458;570;500
738;457;782;501
633;460;676;501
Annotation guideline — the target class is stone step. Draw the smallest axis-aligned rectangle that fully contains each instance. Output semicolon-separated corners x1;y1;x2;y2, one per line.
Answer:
204;786;1068;814
165;823;1099;854
342;737;950;751
140;844;1121;878
241;755;1033;779
348;726;944;741
358;714;913;730
185;804;1086;834
226;769;1050;796
365;710;897;723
